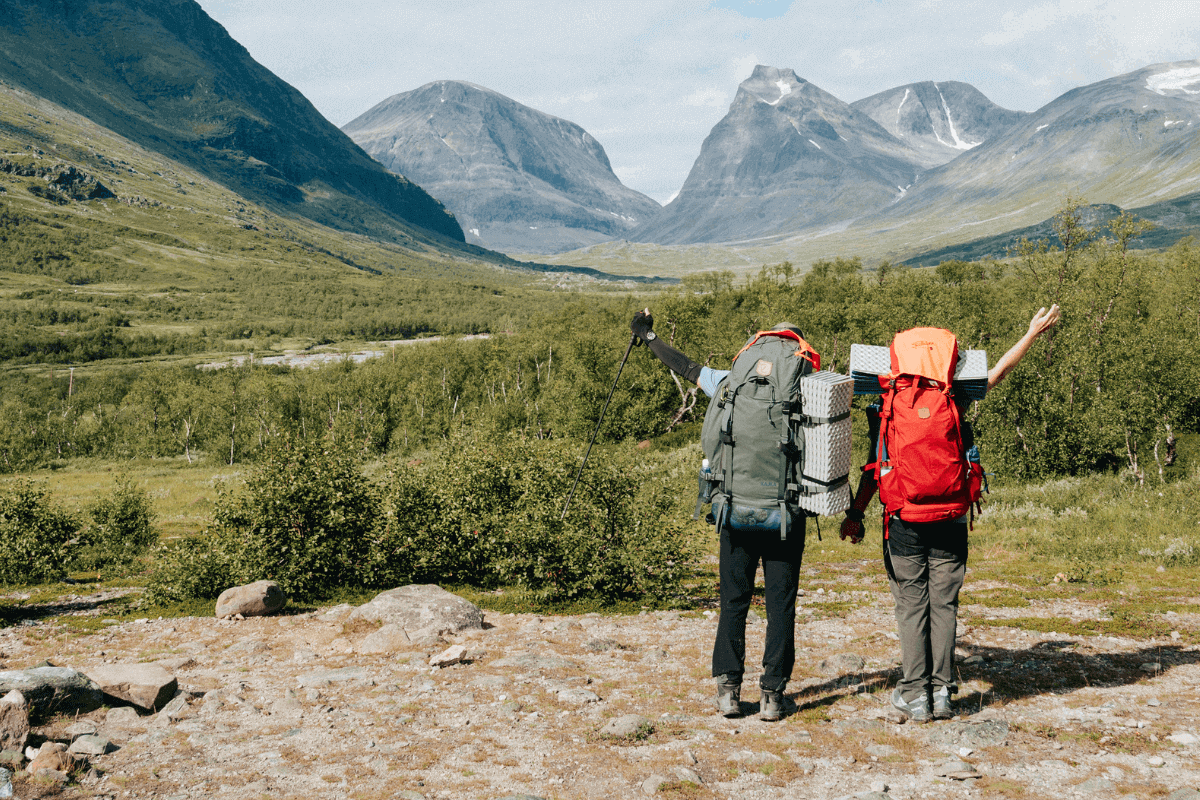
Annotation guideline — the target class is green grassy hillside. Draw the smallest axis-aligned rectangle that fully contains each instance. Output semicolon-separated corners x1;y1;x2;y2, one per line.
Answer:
0;0;466;245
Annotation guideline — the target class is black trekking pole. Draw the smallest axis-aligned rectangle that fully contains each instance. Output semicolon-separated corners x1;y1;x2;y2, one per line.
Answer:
561;333;639;520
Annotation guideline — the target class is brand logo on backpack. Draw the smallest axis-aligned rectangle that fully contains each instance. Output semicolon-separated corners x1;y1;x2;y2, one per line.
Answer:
755;359;773;377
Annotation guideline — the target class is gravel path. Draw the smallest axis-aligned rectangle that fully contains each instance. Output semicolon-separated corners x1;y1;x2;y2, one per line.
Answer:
7;576;1200;800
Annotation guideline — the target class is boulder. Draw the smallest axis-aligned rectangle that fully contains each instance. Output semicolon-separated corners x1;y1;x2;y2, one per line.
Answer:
215;580;286;618
349;585;484;641
84;663;177;712
601;714;652;738
0;667;102;722
356;623;411;654
0;691;28;752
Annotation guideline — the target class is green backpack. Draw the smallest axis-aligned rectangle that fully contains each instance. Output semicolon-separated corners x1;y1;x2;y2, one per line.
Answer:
698;329;847;539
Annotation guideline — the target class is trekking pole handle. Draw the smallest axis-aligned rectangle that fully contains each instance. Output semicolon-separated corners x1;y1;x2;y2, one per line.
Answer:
561;333;639;520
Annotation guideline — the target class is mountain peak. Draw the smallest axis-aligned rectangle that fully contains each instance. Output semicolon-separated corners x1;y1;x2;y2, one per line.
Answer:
1144;60;1200;97
345;80;659;254
742;65;807;105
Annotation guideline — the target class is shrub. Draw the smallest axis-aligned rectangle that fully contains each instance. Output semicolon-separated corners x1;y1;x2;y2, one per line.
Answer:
0;481;79;585
74;478;157;574
369;433;699;602
147;436;381;602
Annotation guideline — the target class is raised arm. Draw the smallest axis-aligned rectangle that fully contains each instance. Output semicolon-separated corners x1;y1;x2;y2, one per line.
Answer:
987;304;1061;391
631;309;704;384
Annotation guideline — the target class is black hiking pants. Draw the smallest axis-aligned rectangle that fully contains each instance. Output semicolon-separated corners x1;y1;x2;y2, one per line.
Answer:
712;519;805;692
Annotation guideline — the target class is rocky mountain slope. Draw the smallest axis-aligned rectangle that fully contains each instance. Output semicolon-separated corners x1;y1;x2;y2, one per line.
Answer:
629;66;924;246
344;81;661;254
850;81;1028;168
855;59;1200;252
0;0;464;246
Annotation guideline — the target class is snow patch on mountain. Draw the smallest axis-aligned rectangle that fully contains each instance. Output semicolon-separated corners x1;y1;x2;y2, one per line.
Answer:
1147;66;1200;95
767;79;793;106
808;139;821;150
895;88;910;135
936;83;980;150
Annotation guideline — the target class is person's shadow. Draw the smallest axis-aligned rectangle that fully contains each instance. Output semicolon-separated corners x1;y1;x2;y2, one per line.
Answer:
782;641;1200;718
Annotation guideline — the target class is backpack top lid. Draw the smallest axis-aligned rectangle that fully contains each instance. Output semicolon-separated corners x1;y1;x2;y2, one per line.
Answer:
888;327;958;387
735;329;821;371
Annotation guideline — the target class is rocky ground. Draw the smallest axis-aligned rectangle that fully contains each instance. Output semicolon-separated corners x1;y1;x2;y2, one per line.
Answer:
3;566;1200;800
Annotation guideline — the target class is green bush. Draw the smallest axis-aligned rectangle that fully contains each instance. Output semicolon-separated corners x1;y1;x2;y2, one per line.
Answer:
147;436;381;603
73;478;157;574
0;481;79;585
368;433;699;602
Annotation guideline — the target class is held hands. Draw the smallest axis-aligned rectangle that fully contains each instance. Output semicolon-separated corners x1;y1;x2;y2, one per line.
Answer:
1027;304;1062;339
839;516;864;545
631;308;654;344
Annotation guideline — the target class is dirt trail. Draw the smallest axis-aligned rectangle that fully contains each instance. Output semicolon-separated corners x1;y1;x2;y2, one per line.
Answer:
7;576;1200;800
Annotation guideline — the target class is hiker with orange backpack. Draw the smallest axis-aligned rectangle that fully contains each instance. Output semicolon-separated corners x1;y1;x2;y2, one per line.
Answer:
840;305;1061;722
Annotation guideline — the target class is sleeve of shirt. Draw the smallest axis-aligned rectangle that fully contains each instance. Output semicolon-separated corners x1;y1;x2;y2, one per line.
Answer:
697;367;729;399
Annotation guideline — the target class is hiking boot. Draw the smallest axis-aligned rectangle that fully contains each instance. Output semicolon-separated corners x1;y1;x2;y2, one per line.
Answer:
932;686;954;719
760;688;785;721
715;676;742;717
891;688;931;723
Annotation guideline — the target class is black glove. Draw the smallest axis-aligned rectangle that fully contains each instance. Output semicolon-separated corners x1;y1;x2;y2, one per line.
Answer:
631;309;655;344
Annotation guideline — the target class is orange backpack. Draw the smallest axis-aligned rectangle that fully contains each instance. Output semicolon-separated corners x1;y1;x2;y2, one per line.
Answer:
870;328;983;527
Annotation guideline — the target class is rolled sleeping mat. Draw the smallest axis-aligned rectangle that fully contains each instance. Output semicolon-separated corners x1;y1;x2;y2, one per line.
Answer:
848;344;988;400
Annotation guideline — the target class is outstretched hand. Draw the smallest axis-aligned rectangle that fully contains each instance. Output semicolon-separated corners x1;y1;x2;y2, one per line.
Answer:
839;517;864;545
1027;304;1061;339
631;308;654;343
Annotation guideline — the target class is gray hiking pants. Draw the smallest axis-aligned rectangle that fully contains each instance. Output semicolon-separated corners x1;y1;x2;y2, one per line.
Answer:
884;516;968;704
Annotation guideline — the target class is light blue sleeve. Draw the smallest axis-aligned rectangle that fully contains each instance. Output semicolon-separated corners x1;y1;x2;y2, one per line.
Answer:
698;367;729;398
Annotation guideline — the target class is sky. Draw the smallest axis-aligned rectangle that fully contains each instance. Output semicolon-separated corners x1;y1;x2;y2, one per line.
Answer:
196;0;1200;205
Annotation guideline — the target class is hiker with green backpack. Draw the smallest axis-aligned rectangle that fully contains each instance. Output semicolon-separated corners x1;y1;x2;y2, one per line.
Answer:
631;310;852;721
840;305;1061;722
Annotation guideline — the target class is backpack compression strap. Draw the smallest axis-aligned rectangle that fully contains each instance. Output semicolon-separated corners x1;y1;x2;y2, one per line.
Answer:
734;330;821;371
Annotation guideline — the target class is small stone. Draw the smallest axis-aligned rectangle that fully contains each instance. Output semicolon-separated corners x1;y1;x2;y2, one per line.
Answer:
865;744;896;758
674;766;703;784
641;774;669;795
0;696;28;753
601;714;652;738
1147;698;1162;707
429;645;467;668
1164;789;1200;800
1167;732;1199;745
1141;662;1163;673
818;653;866;677
960;654;985;666
103;706;143;729
557;687;600;704
870;781;889;793
1172;631;1182;640
1147;755;1166;767
64;720;98;739
927;719;1008;749
67;735;110;757
155;694;193;724
958;747;973;757
28;742;77;775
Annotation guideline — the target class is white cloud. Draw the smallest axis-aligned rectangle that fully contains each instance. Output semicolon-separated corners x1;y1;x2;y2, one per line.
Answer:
197;0;1200;204
682;88;730;107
